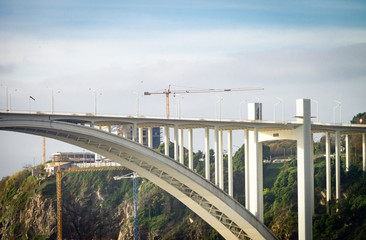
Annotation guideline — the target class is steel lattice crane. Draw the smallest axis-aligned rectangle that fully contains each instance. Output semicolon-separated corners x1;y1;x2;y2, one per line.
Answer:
113;172;140;240
144;85;264;118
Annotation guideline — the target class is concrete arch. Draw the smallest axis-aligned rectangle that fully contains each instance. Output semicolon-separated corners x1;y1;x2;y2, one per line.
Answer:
0;119;277;240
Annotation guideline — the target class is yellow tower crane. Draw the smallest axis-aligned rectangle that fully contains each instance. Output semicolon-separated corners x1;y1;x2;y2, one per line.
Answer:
144;85;264;118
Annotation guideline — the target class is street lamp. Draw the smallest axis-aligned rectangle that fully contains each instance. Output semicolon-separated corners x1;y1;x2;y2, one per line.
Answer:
46;87;60;114
334;100;342;124
216;96;223;120
274;101;280;121
9;88;17;111
133;92;140;117
175;95;183;119
276;97;284;122
0;84;9;111
89;88;102;115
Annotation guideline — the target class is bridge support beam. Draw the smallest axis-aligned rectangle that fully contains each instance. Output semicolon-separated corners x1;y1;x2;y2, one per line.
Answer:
174;125;179;161
179;129;184;164
164;126;169;157
335;130;341;200
345;134;350;172
188;128;193;170
296;99;312;240
219;130;224;190
325;132;331;202
132;123;137;142
138;128;143;144
148;127;153;148
228;130;233;197
214;126;219;186
363;133;366;172
205;127;210;181
244;129;250;209
248;127;263;222
122;125;127;138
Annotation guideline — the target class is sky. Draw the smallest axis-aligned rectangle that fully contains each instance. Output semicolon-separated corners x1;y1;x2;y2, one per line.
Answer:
0;0;366;178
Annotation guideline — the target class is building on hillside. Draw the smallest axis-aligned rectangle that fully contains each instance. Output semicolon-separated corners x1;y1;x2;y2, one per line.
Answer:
45;162;72;173
51;152;95;163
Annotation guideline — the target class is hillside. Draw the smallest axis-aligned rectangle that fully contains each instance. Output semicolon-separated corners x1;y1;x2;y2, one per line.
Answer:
2;154;366;239
0;169;222;240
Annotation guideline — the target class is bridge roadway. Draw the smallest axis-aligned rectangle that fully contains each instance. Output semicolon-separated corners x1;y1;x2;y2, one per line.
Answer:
1;99;366;240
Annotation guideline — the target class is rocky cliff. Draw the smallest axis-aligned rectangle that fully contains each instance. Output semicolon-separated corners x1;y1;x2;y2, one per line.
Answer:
0;169;221;240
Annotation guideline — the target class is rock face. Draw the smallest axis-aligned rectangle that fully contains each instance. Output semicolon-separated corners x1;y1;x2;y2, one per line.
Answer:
0;170;222;240
0;193;56;240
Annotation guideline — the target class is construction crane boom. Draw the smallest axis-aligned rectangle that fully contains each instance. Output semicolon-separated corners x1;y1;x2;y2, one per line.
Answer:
144;85;264;118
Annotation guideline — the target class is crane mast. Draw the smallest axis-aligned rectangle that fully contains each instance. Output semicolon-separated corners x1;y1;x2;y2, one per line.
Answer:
144;85;264;118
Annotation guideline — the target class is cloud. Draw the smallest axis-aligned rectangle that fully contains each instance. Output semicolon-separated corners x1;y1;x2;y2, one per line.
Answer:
0;63;15;74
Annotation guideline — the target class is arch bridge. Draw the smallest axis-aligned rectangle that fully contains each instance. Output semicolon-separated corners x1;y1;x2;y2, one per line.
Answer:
1;99;366;240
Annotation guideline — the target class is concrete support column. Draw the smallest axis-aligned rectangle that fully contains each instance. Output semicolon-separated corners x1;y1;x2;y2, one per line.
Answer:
179;129;184;164
132;123;137;142
345;134;350;172
363;133;366;172
107;125;111;133
335;130;341;200
219;130;224;190
147;127;153;148
122;125;127;138
228;130;233;197
244;129;250;209
214;126;219;186
164;126;169;157
138;128;143;144
296;99;312;240
248;127;263;222
325;132;331;202
188;128;193;170
174;125;179;161
205;127;210;181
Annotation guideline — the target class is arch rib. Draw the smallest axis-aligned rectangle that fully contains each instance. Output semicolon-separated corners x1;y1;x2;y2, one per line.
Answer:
0;119;277;240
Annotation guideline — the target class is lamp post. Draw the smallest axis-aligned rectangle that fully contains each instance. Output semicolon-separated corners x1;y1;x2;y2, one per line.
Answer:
334;100;342;124
47;87;60;114
89;88;102;115
276;97;284;122
216;96;223;120
133;92;140;117
0;84;9;111
176;95;183;119
274;101;280;121
9;88;17;111
239;100;246;120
